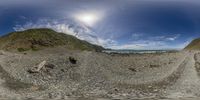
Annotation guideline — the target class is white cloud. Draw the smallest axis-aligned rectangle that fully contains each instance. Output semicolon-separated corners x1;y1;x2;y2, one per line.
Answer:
13;18;185;50
0;0;53;6
108;33;182;50
166;34;180;41
131;33;143;40
174;40;191;49
108;35;187;50
110;44;145;50
109;40;166;50
151;34;180;41
13;18;114;47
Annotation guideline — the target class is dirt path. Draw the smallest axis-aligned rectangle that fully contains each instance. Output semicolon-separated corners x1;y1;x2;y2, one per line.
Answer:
165;52;200;99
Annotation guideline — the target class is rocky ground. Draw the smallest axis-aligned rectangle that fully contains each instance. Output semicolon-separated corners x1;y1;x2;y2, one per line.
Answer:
0;48;199;99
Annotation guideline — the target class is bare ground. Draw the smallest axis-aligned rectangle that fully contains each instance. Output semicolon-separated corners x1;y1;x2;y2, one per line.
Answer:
0;49;199;99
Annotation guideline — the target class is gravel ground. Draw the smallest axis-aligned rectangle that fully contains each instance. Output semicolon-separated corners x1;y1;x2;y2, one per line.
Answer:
0;49;199;99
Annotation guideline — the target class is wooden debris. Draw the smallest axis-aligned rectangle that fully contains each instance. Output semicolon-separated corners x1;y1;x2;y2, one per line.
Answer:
28;60;46;73
37;61;46;71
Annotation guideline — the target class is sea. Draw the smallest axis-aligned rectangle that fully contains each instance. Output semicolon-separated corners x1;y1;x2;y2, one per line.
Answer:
102;49;178;54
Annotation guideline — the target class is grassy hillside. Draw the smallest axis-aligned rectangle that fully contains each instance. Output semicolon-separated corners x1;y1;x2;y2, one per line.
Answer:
0;28;104;52
184;38;200;50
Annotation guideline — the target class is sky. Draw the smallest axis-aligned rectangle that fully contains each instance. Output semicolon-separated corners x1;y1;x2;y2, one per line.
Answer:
0;0;200;50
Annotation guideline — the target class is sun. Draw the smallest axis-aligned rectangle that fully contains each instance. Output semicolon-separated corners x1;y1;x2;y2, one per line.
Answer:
75;13;100;26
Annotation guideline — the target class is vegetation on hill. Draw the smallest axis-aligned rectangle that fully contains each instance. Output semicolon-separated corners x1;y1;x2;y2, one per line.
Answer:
184;38;200;50
0;28;104;52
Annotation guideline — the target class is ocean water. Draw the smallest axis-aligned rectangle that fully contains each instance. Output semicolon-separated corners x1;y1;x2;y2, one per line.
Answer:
102;50;177;54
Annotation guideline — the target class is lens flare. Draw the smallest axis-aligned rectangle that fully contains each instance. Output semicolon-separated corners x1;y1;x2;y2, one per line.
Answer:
75;13;100;26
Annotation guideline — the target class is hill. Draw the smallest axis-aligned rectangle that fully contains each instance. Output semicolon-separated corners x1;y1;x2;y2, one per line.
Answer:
184;38;200;50
0;28;104;52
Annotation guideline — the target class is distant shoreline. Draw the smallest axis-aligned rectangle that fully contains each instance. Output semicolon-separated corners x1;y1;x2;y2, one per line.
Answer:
102;49;180;54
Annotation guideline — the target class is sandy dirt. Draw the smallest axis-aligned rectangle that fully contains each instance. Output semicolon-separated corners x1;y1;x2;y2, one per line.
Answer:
0;49;199;99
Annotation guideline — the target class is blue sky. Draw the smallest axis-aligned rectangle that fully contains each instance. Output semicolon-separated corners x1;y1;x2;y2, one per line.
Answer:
0;0;200;50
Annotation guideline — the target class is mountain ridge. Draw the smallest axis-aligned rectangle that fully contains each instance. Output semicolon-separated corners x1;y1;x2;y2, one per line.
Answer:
184;38;200;50
0;28;104;52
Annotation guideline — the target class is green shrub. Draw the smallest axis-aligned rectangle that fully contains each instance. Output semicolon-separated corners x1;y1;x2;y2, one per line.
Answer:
31;47;39;51
17;48;28;52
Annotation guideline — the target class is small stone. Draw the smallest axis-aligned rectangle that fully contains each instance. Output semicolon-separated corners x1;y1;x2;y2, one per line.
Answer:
61;69;65;72
30;85;39;91
149;64;160;68
114;88;119;92
128;68;137;72
27;69;39;73
148;85;152;88
153;89;158;92
0;51;5;55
